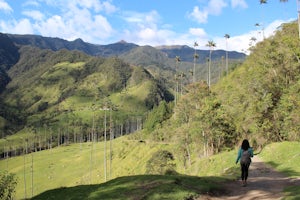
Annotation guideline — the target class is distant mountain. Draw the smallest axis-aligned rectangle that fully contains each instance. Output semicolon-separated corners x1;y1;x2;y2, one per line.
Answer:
120;45;173;70
0;33;19;92
7;34;138;57
156;45;246;63
6;33;246;63
0;33;19;70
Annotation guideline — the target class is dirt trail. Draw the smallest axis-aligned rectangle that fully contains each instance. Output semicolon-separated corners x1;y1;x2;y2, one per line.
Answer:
203;156;300;200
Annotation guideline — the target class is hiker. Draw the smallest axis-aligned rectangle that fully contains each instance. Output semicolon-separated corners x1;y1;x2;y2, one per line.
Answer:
235;139;254;186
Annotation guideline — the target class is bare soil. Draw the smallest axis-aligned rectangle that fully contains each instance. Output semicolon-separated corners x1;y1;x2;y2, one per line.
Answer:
200;156;300;200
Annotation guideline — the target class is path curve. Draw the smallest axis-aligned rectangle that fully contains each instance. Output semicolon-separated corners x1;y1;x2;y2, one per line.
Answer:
201;156;300;200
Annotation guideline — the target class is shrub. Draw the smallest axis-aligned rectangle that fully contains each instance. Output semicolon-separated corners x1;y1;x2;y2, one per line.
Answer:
146;150;176;175
0;171;18;200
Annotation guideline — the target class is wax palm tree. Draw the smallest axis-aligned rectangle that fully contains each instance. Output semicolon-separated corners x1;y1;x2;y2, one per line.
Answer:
249;36;257;47
259;0;267;39
206;40;216;89
193;42;199;82
224;34;230;75
255;23;263;41
175;56;181;105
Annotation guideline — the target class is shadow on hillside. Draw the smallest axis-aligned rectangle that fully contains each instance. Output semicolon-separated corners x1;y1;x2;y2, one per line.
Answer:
265;161;300;177
30;174;228;200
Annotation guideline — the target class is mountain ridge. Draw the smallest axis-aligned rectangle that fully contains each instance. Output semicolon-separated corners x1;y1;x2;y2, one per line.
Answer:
5;33;246;62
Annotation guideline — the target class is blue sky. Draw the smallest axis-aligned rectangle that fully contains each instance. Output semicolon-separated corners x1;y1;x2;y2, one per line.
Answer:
0;0;297;53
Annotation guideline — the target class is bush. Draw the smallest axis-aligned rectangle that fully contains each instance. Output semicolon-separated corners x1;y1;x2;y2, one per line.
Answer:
0;171;18;200
146;150;176;175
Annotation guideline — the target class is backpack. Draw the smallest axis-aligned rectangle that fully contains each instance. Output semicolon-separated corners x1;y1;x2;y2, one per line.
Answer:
240;149;251;164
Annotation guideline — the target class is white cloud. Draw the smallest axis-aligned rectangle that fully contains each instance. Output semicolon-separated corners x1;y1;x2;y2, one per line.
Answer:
36;15;67;37
123;10;160;29
62;0;117;14
211;19;292;54
189;28;207;38
231;0;248;9
102;1;118;14
22;0;40;7
207;0;227;15
22;10;44;21
0;18;34;34
189;0;227;24
189;6;208;23
34;6;114;43
0;0;12;13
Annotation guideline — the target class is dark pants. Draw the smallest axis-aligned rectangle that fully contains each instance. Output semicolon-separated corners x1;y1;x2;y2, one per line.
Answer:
241;163;250;180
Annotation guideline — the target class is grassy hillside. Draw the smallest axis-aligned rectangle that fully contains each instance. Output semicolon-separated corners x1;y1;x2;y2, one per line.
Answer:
1;135;299;199
0;46;173;150
31;175;223;200
0;134;239;199
213;22;300;143
260;141;300;178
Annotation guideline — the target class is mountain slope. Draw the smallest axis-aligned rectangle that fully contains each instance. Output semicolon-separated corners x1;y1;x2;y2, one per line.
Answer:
0;46;173;140
7;34;138;57
156;45;246;63
6;33;246;64
0;33;19;92
213;22;300;142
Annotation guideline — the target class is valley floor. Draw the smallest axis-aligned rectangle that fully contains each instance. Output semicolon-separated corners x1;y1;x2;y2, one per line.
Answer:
203;156;300;200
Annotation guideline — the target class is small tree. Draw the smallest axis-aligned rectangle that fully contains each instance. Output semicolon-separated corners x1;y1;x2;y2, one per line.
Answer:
146;150;176;175
0;171;18;200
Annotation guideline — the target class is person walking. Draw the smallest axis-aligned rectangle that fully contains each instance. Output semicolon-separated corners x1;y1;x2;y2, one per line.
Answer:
236;139;254;186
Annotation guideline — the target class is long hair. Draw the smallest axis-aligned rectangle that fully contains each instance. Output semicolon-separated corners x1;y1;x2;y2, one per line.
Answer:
241;139;250;151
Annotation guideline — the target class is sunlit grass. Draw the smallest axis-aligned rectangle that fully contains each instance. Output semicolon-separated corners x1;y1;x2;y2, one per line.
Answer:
260;141;300;178
1;138;298;200
0;136;233;199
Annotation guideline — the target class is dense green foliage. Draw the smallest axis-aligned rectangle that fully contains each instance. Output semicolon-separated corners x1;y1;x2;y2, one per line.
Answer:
144;100;173;132
144;82;237;159
0;171;17;200
214;22;300;143
138;22;300;163
146;150;176;175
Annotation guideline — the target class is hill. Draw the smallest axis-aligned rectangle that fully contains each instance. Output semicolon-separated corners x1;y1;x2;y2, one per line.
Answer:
6;33;246;63
7;34;138;57
156;45;246;63
213;22;300;143
0;135;239;200
0;46;173;146
2;33;246;97
0;33;19;92
1;136;299;199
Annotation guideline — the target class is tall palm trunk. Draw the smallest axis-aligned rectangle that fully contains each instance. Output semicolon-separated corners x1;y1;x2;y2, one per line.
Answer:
206;40;216;89
193;42;198;83
224;34;230;75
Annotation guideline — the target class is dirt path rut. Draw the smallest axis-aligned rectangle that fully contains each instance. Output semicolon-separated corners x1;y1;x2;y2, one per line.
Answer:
203;156;300;200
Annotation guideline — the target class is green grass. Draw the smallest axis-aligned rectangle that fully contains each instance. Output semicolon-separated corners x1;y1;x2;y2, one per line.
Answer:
31;175;224;200
259;141;300;178
259;141;300;200
283;186;300;200
0;137;234;200
1;139;299;200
